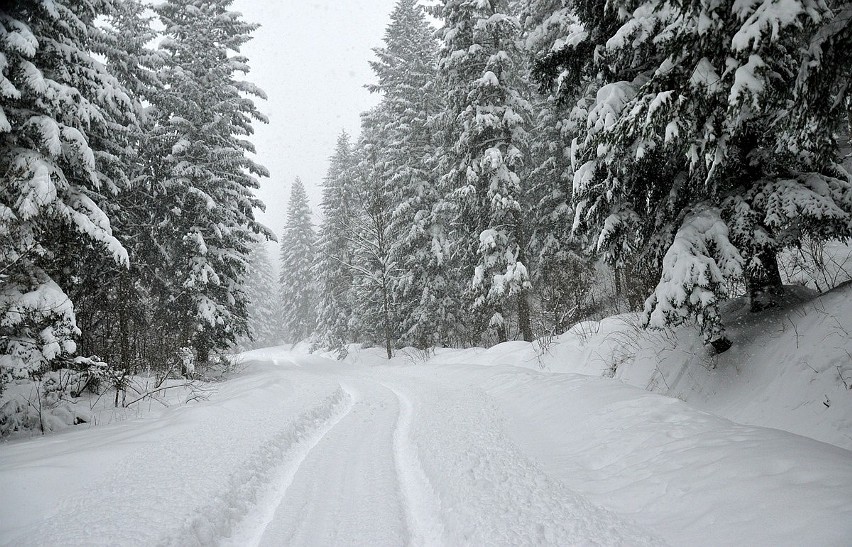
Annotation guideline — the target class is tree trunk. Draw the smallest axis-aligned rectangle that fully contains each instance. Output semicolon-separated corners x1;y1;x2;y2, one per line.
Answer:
194;337;209;368
512;228;534;342
382;276;393;360
748;247;784;312
517;291;533;342
119;277;130;371
613;265;624;311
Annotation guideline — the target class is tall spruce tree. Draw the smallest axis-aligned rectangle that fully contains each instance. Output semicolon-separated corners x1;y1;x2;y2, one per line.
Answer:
348;111;399;358
0;0;135;375
432;0;535;343
313;132;358;357
520;3;595;333
70;0;164;370
279;178;316;344
368;0;445;348
149;0;272;363
525;95;595;333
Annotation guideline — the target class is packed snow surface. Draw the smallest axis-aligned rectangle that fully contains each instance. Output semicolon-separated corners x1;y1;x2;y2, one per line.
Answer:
2;341;852;546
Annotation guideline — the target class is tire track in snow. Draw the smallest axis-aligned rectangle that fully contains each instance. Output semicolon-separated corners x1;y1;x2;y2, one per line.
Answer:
237;382;357;546
167;383;356;546
383;383;445;546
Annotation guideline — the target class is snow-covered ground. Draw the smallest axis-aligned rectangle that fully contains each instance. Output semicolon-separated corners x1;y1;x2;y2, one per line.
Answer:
2;284;852;546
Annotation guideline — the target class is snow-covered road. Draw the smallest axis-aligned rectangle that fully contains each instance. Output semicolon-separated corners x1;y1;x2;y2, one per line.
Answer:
2;349;852;546
238;362;658;546
252;380;407;546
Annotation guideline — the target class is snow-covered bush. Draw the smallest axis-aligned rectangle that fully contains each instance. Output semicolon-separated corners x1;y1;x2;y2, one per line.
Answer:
643;207;743;346
0;364;102;437
0;351;217;438
0;275;80;376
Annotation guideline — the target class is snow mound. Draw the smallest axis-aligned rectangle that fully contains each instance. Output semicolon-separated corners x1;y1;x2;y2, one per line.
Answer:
374;283;852;451
482;368;852;545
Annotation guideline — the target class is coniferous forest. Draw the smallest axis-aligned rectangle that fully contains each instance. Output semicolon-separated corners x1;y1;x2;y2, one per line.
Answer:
286;0;852;359
2;0;851;392
3;2;852;544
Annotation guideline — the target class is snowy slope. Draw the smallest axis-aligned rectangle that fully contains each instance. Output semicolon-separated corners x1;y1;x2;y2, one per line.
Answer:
478;367;852;545
621;284;852;450
389;282;852;451
383;363;852;545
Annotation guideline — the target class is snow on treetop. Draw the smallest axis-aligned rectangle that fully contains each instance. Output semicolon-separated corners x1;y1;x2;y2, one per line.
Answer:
3;19;38;57
690;58;722;91
606;3;669;52
476;70;499;88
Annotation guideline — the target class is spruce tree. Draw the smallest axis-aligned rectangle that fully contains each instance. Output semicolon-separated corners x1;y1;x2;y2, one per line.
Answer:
149;0;272;363
531;0;852;347
346;111;399;358
520;3;596;333
70;0;163;370
279;178;316;344
313;132;358;357
240;241;281;349
432;0;535;343
367;0;445;348
526;96;595;333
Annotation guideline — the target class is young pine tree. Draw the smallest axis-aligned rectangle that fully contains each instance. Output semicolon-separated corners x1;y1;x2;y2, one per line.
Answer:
279;178;316;344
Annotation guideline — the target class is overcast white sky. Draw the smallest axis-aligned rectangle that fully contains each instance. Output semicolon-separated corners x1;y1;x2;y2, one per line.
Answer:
232;0;400;241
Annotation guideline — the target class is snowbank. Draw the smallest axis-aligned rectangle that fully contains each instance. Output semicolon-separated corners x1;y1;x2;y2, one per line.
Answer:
357;283;852;451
